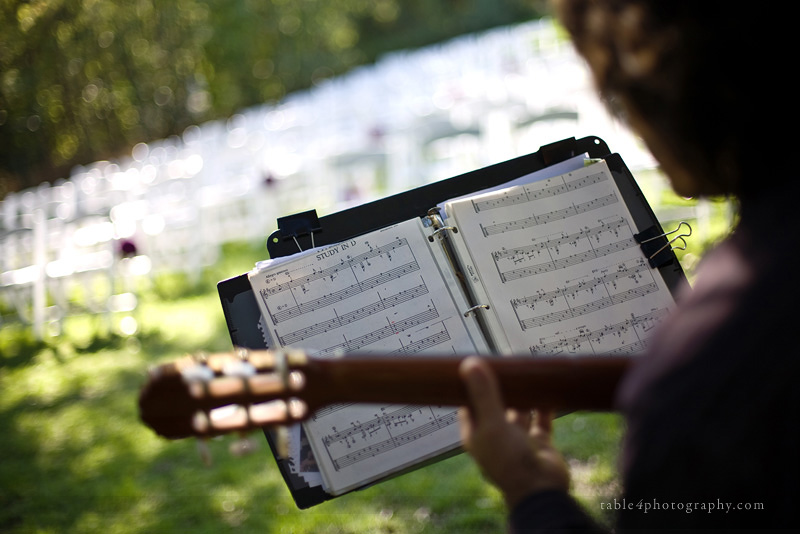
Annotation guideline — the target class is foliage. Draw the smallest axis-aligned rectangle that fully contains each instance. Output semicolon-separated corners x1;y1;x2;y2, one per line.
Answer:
0;0;544;196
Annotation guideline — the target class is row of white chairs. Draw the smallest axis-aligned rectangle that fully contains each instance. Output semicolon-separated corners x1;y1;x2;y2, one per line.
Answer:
0;19;667;338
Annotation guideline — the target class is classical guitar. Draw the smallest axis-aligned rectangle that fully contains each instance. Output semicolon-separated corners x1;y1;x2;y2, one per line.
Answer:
139;348;633;440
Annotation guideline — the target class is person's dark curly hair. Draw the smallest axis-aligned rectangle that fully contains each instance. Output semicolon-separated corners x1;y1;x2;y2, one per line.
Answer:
554;0;794;199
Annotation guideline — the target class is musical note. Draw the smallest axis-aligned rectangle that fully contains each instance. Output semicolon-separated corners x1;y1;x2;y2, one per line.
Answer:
248;218;480;492
480;191;618;237
322;406;460;471
265;259;421;324
489;218;634;281
260;237;412;299
246;160;682;494
512;259;658;329
277;282;430;345
471;171;608;213
388;326;452;355
313;303;441;357
529;308;670;355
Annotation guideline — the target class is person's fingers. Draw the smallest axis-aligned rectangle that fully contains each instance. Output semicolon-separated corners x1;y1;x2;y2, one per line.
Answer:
506;408;532;429
459;356;506;423
457;406;473;442
530;408;555;441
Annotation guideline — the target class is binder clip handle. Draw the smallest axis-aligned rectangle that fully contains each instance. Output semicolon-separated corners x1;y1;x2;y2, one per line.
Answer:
634;221;692;268
276;210;322;252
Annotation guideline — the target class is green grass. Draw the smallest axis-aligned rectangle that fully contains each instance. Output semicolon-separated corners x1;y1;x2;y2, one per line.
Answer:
0;187;730;534
0;285;620;533
0;242;514;533
0;301;510;533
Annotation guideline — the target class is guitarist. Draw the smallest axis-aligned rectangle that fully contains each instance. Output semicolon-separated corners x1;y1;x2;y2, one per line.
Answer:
459;1;799;532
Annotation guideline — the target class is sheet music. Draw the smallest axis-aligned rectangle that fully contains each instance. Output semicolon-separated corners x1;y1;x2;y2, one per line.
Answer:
248;218;484;494
445;160;676;355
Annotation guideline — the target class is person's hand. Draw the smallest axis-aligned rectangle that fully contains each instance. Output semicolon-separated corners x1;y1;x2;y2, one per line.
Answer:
458;356;571;508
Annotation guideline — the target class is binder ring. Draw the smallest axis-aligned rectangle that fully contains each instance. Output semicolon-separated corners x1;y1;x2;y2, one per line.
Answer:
463;304;490;317
431;226;457;237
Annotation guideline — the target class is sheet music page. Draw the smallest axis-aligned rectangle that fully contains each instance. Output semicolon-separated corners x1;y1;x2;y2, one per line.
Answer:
445;160;676;355
248;218;485;495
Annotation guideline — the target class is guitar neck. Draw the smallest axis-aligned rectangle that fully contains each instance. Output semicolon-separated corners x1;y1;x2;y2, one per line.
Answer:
304;355;632;413
139;352;634;440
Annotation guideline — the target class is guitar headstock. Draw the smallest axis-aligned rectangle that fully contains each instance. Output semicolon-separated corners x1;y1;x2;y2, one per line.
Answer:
138;348;313;440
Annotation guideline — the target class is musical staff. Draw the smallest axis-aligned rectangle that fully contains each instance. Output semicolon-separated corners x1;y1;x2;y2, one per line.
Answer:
260;237;411;298
480;191;618;237
512;258;658;330
248;218;480;494
472;171;608;213
529;308;669;355
444;159;677;375
277;282;429;345
494;218;637;283
321;406;459;471
309;326;453;424
244;160;682;496
266;261;421;324
492;217;629;262
387;324;453;355
518;281;658;329
313;303;441;357
312;402;355;420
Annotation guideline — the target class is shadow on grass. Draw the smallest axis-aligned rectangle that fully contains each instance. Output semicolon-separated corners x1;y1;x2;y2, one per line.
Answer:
0;339;290;533
0;323;48;370
0;256;621;532
0;358;505;533
0;315;231;372
0;325;512;534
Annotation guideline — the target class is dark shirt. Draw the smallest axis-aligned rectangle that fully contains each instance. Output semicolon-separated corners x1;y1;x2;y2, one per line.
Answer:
510;184;800;532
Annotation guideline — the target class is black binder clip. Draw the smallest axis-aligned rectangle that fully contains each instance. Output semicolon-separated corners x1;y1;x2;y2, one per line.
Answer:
634;221;692;268
276;209;322;252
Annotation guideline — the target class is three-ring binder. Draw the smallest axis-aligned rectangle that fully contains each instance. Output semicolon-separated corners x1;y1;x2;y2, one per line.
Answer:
218;137;690;510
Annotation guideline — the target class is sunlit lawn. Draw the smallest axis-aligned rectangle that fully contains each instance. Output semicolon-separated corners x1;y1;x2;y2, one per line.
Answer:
0;283;621;532
0;188;729;533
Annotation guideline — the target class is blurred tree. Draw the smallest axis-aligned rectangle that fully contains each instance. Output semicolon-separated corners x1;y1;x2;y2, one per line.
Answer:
0;0;544;197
